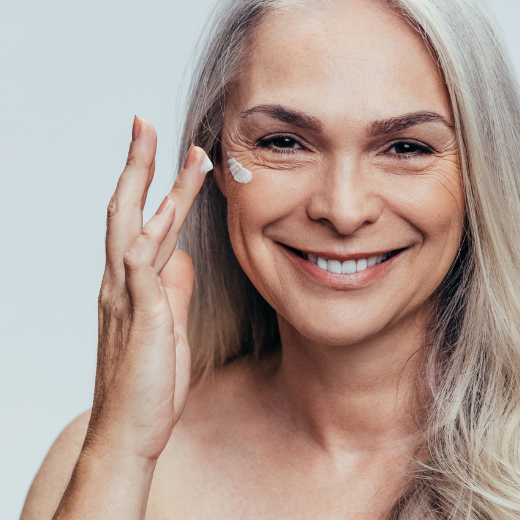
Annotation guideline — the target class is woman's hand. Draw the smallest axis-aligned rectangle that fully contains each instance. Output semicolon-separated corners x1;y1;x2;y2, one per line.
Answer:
86;117;211;462
51;117;212;520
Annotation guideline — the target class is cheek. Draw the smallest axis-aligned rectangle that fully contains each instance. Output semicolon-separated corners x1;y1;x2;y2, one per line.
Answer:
226;165;314;238
224;168;308;304
385;161;464;256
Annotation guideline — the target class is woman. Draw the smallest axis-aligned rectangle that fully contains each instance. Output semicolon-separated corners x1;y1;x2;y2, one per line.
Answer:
21;0;520;518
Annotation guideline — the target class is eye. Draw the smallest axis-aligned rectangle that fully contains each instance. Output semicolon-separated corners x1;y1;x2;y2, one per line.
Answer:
256;135;304;154
385;141;434;158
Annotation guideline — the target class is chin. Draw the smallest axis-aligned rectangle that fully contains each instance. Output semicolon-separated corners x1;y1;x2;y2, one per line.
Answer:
282;305;403;348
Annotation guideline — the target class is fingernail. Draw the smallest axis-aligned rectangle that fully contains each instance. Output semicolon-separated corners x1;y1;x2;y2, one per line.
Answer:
156;196;170;215
201;153;213;175
183;144;196;169
132;116;141;141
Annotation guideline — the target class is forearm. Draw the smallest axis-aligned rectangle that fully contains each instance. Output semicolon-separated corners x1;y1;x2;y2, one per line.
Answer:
53;445;156;520
48;119;201;520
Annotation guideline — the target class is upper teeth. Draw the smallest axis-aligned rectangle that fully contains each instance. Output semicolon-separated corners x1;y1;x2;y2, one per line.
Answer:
307;253;389;274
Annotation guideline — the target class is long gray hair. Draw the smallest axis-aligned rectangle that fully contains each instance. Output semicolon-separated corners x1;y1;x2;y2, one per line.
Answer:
178;0;520;517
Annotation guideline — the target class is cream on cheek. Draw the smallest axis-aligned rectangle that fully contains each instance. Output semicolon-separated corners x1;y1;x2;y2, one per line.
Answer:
227;152;253;184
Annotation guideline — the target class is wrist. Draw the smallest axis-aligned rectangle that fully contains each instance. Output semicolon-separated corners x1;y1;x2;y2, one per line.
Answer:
79;438;158;477
53;441;157;520
84;411;166;462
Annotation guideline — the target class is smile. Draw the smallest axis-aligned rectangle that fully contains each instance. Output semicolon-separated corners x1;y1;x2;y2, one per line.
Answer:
283;245;405;276
305;251;400;275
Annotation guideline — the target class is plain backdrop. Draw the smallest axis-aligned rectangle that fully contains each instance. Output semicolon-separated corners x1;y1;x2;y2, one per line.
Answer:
1;0;520;518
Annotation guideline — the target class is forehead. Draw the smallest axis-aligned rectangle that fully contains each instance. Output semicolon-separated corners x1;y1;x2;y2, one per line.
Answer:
233;0;450;122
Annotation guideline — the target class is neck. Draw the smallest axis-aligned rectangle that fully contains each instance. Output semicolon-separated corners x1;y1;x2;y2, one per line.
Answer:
270;310;428;453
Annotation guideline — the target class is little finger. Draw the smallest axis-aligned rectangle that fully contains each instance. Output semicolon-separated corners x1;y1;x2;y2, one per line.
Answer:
106;117;157;278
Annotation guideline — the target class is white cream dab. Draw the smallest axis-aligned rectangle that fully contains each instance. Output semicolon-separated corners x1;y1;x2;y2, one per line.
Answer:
227;152;252;184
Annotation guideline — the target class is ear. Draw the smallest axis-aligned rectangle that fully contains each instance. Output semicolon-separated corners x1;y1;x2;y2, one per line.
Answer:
213;160;227;198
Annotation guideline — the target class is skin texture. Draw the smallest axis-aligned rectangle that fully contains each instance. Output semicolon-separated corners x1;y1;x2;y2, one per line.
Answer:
21;1;464;519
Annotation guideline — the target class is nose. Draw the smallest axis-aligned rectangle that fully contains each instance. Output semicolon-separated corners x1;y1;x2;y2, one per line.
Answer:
306;155;382;236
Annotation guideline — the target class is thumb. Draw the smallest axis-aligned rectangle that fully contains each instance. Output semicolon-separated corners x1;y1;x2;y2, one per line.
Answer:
160;249;194;421
160;249;195;338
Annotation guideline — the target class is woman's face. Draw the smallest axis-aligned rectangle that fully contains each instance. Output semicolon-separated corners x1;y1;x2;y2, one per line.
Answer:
217;0;463;346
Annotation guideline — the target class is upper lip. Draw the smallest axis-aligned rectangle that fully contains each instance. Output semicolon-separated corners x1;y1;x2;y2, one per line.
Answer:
284;245;407;262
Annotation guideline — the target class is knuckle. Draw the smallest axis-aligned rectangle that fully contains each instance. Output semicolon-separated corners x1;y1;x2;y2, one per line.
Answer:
98;292;111;310
98;287;130;323
170;178;186;196
126;153;138;167
98;275;123;306
123;248;142;271
98;283;116;307
125;142;138;167
106;196;119;219
140;225;158;243
98;276;111;304
125;143;139;168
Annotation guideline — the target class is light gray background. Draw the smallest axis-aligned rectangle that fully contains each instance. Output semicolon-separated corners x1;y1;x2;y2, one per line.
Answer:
1;0;519;518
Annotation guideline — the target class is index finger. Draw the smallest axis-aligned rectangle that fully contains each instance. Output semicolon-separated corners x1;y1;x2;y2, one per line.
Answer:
153;145;213;272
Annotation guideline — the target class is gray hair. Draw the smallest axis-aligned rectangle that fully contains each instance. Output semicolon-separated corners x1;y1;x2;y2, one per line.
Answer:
178;0;520;517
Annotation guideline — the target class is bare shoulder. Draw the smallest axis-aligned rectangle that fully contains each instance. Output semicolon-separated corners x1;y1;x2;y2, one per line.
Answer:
20;357;275;520
20;409;91;520
147;356;279;518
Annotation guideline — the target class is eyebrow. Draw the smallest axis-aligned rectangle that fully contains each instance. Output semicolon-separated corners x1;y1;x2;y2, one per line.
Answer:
368;111;454;137
237;104;453;136
238;104;323;132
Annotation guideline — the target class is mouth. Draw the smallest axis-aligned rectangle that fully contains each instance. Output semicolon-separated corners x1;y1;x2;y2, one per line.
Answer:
285;246;406;275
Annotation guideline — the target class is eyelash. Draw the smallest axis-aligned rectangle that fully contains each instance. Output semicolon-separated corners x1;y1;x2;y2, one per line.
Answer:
384;140;435;158
256;135;435;158
256;135;304;154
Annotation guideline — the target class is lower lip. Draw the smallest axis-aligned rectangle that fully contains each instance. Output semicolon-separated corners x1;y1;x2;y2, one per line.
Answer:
280;246;405;289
